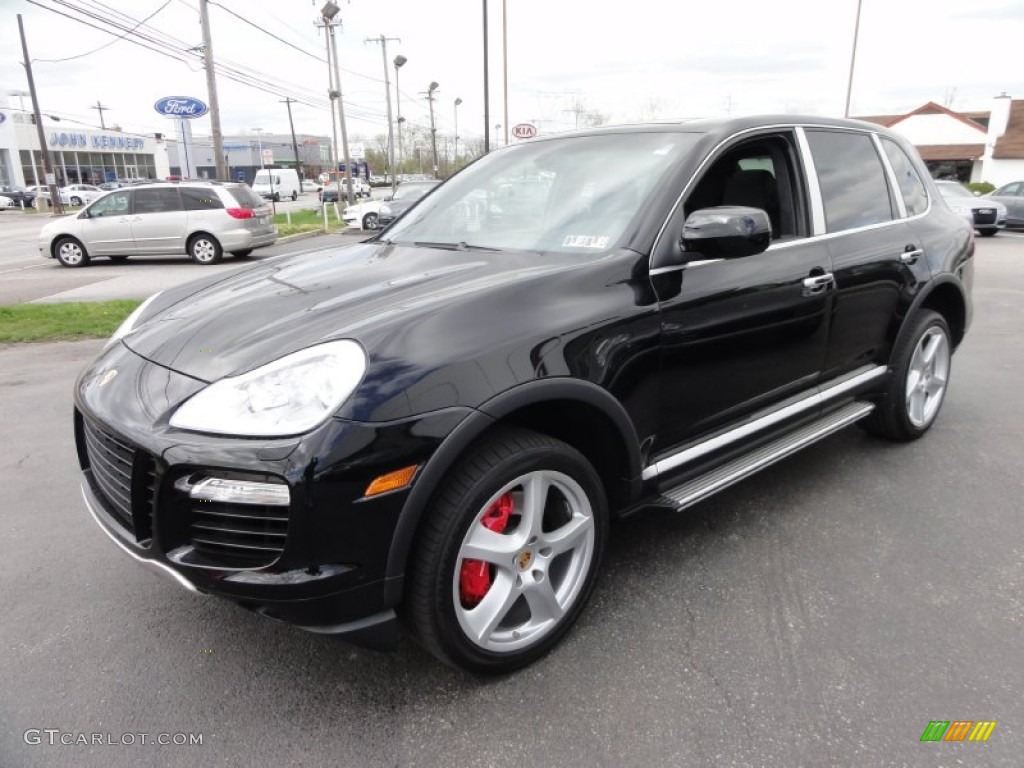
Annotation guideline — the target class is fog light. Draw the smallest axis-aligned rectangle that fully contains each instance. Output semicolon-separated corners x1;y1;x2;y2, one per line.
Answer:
364;465;419;498
174;475;290;506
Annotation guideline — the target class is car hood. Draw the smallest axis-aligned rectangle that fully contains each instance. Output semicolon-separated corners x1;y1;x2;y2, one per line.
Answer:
123;241;579;385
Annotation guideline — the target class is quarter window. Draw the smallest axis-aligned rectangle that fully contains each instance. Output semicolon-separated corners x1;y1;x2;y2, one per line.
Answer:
181;187;225;211
133;187;182;214
880;138;928;217
806;130;894;232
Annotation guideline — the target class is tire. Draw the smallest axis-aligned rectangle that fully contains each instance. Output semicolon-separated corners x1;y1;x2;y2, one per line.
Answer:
108;255;130;262
188;233;223;265
291;191;297;201
231;249;254;258
978;229;997;237
273;192;280;203
362;212;379;230
70;196;82;206
54;236;90;268
407;427;608;673
861;309;952;441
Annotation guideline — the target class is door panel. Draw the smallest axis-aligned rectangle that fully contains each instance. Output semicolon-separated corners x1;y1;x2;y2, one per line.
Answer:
130;187;186;254
79;190;134;255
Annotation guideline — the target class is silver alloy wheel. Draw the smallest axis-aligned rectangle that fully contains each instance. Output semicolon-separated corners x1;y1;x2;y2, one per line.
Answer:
452;470;596;653
363;213;378;230
905;326;950;428
58;240;84;265
192;238;217;263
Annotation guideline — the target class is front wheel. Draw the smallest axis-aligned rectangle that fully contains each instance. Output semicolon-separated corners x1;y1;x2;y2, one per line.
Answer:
291;191;297;201
70;196;82;206
54;237;89;267
407;428;607;673
362;212;379;230
188;233;223;265
862;309;952;441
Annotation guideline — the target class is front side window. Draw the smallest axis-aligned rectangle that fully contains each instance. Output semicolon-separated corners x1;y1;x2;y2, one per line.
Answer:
881;138;928;217
88;191;131;217
384;131;700;254
133;187;181;214
806;130;894;232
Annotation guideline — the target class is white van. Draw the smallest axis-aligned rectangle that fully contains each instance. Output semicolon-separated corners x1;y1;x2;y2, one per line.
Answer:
252;168;299;202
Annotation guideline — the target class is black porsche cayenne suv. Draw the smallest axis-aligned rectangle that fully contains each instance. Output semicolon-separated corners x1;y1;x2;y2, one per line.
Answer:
74;116;973;673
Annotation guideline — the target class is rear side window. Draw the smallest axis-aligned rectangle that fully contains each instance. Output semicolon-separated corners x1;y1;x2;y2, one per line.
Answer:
133;187;182;214
806;130;894;232
181;188;225;211
226;185;265;209
880;138;928;217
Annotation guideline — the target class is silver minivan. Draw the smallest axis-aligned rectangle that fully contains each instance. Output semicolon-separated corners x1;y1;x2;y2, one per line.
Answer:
39;182;278;267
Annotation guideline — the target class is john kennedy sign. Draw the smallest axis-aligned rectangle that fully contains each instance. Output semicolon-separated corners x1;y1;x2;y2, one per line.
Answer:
153;96;208;119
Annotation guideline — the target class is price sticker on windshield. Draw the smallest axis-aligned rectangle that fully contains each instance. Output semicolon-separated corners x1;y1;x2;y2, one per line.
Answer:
563;235;610;249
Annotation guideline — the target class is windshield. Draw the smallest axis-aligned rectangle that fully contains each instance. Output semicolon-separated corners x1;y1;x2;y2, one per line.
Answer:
938;182;972;198
383;131;699;253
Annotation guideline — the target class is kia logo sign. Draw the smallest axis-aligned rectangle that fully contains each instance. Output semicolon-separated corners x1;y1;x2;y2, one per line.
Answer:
512;123;537;139
153;96;209;119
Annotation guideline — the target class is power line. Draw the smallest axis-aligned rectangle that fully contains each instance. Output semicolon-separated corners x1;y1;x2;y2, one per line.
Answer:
207;0;325;64
34;0;171;62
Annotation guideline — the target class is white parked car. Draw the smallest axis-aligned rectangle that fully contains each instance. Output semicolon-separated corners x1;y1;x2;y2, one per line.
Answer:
60;184;106;206
0;195;16;210
341;199;385;230
301;179;321;193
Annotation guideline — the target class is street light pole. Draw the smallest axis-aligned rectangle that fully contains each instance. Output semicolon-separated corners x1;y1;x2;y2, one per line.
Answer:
843;0;863;118
453;97;462;167
366;35;400;196
393;55;407;179
198;0;226;179
425;81;439;179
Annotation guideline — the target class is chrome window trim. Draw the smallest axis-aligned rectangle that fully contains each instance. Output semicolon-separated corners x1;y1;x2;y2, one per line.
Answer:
794;127;826;236
873;132;908;219
641;364;887;480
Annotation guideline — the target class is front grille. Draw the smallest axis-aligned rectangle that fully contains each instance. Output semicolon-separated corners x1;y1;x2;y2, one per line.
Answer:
973;209;997;225
189;500;289;568
81;418;155;542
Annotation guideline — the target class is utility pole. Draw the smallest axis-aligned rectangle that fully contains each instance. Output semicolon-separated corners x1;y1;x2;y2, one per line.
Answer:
502;0;509;146
315;18;341;193
198;0;226;179
393;55;407;179
17;14;63;213
91;100;111;130
424;82;439;179
482;0;490;153
321;2;353;205
366;35;400;195
844;0;863;118
280;97;302;181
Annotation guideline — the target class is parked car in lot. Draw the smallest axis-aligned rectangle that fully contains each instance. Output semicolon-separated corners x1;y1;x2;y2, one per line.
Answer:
40;181;276;267
0;195;16;210
301;178;321;193
341;198;385;230
73;116;972;673
376;180;440;227
252;168;300;202
935;180;1006;236
986;180;1024;228
0;184;36;208
320;177;371;203
59;184;106;206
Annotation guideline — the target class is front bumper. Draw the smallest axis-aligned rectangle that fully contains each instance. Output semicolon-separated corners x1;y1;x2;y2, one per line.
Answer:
74;342;471;649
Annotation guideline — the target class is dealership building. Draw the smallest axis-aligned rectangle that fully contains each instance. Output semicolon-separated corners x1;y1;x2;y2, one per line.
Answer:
0;96;169;187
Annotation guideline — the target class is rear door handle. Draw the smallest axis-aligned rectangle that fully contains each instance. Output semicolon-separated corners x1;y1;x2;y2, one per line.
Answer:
802;272;834;296
901;246;924;264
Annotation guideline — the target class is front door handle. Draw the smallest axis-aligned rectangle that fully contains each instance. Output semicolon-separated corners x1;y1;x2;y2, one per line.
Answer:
901;246;924;264
802;272;834;296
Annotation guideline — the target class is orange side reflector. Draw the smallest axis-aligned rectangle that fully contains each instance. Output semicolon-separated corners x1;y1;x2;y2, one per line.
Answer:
364;465;419;497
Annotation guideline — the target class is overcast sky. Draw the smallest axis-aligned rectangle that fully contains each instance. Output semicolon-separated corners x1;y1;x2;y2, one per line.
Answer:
3;0;1024;150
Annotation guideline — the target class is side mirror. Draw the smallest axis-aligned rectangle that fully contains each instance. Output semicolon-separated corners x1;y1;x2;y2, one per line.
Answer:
681;206;771;260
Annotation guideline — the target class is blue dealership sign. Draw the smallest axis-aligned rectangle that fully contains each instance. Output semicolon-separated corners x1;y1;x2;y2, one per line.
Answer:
153;96;209;119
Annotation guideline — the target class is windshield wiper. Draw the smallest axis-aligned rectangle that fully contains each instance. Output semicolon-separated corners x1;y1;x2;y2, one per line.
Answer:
412;241;500;252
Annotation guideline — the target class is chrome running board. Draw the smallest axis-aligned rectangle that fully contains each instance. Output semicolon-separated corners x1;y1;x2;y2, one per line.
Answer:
661;401;875;512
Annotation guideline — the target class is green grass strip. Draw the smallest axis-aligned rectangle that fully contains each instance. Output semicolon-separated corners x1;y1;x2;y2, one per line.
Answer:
0;300;142;343
272;207;346;237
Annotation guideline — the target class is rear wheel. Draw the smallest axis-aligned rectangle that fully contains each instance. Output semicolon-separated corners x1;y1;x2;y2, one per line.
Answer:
407;428;607;673
54;237;90;267
188;233;223;265
862;309;952;441
70;196;82;206
363;212;379;230
291;191;297;201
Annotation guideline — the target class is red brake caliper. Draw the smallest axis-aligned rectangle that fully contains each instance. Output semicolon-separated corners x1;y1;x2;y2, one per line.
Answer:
459;492;514;608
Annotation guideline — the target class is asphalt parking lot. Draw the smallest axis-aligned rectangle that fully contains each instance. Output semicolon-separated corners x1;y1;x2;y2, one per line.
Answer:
1;234;1022;766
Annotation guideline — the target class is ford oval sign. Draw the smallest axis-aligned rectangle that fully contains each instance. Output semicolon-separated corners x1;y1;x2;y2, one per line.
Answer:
153;96;209;119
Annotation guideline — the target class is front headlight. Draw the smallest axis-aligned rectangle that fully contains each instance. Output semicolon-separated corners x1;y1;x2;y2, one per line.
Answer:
169;340;367;437
104;291;162;350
